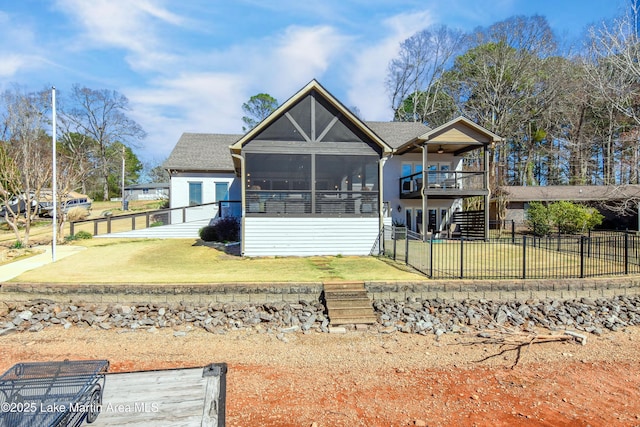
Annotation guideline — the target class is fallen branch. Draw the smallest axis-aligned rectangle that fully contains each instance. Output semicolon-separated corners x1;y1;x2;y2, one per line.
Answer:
469;329;587;368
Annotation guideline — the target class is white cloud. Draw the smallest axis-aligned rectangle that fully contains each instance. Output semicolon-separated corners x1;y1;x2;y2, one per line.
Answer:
127;72;248;160
0;11;45;79
125;24;354;161
265;26;354;95
54;0;184;71
345;9;436;121
0;55;29;78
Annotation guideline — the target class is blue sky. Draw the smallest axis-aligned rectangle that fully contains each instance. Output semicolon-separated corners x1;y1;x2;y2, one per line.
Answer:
0;0;626;164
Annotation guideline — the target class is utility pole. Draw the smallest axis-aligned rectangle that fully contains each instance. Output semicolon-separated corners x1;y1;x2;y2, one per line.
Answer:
121;145;126;211
51;87;57;262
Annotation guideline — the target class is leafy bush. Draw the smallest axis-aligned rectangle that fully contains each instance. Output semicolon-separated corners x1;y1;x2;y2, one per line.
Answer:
154;199;170;209
75;230;93;239
199;217;240;242
10;240;23;249
199;225;219;242
548;201;604;234
150;221;164;227
526;201;603;235
66;230;92;241
525;202;551;236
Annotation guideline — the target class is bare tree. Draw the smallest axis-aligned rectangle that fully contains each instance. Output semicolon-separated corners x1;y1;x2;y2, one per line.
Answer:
0;87;52;246
52;143;94;243
60;85;146;201
386;25;466;126
582;1;640;213
586;1;640;125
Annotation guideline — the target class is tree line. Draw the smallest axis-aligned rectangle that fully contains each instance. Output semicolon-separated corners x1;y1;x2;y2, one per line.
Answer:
0;85;147;245
385;2;640;198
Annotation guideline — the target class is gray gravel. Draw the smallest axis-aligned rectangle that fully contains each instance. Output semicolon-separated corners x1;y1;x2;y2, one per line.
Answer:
1;295;639;337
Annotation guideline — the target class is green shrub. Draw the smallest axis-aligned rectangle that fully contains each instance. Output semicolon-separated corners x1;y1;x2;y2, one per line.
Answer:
75;231;93;240
66;230;93;241
10;240;23;249
199;217;240;242
526;201;604;235
525;202;551;236
199;225;219;242
548;201;604;234
150;221;164;227
153;199;170;209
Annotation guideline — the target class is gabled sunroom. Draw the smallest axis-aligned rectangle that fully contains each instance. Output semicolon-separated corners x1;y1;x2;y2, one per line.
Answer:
230;80;392;256
393;117;502;240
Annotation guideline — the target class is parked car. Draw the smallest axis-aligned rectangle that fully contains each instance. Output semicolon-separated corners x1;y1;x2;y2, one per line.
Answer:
0;193;39;219
38;191;92;217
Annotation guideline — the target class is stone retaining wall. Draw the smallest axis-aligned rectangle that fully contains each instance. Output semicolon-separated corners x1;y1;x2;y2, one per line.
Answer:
2;276;639;305
367;276;640;302
0;282;324;305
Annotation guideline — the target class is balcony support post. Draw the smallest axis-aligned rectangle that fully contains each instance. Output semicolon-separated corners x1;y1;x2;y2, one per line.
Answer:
422;144;428;241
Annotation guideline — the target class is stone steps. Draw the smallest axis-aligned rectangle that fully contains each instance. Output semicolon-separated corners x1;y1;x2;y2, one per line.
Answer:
323;281;377;325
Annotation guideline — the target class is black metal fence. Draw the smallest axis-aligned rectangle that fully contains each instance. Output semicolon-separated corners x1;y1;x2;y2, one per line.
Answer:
384;226;640;280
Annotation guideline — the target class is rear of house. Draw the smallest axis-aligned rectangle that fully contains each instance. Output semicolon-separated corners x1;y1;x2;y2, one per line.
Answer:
164;80;502;256
230;80;392;256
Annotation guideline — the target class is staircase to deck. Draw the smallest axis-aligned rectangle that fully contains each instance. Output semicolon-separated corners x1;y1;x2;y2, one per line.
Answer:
323;282;377;325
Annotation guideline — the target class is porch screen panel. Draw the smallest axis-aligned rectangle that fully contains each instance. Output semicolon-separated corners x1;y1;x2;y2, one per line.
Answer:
315;155;379;215
245;153;312;215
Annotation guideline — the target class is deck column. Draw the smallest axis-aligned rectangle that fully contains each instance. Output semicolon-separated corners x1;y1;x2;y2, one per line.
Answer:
422;144;428;241
484;144;490;240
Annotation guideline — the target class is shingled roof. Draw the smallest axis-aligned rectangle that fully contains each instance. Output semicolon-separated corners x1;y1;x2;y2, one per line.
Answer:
365;121;430;149
500;185;640;202
164;133;239;172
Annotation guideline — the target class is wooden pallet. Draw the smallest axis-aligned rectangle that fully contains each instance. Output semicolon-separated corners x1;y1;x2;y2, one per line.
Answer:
323;281;377;325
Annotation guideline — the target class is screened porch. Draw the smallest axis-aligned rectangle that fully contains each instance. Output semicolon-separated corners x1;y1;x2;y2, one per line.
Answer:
245;153;379;216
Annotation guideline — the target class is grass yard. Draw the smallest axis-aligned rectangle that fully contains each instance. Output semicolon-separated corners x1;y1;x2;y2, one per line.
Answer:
389;237;635;279
0;200;166;246
13;238;426;283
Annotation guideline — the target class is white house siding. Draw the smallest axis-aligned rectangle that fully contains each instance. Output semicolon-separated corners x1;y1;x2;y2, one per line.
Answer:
243;217;381;257
169;172;238;223
383;153;461;228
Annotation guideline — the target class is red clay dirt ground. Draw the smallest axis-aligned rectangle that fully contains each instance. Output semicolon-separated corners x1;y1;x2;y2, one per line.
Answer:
1;326;640;426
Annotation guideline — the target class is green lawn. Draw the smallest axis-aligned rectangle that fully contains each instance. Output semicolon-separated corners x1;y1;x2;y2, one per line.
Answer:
14;238;426;283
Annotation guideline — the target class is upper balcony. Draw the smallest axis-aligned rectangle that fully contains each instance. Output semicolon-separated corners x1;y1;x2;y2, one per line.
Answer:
400;170;488;199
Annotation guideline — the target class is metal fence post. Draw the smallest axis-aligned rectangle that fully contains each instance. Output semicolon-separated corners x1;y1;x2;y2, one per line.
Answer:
511;220;515;244
393;228;397;261
405;229;409;265
625;232;629;275
580;235;585;278
107;216;111;234
522;235;527;280
460;236;464;279
70;221;75;236
429;233;434;278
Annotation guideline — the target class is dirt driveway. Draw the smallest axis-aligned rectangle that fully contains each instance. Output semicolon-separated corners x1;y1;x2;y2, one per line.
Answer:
1;325;640;426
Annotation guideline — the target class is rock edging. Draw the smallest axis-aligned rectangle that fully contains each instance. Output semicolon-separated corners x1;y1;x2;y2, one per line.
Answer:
2;295;639;338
